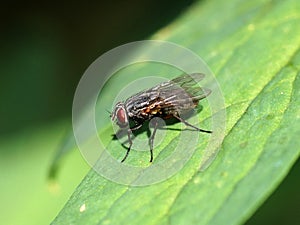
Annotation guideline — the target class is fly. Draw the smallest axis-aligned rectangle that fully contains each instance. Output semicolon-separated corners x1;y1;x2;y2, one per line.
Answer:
111;73;212;163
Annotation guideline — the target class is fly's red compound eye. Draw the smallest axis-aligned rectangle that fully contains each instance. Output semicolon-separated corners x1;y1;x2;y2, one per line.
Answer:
117;107;126;124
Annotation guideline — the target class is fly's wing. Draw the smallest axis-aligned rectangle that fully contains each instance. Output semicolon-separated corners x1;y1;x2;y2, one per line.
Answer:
168;73;211;102
124;73;210;119
149;73;211;115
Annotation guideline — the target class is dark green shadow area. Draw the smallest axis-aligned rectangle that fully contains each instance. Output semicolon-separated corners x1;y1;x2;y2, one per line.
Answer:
0;0;197;138
246;158;300;225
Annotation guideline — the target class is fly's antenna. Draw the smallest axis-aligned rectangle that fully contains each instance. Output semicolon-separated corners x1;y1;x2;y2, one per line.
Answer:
106;109;112;117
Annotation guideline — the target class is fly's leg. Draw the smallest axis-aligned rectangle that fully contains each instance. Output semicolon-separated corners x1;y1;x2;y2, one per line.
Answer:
149;119;159;162
121;124;142;163
173;114;212;133
121;129;133;162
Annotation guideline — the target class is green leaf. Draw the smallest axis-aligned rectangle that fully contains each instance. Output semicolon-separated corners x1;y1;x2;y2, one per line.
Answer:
52;0;300;224
0;121;90;225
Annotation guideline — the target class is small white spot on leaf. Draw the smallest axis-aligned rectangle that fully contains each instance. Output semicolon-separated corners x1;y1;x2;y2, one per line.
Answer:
80;203;86;212
193;177;201;184
247;24;255;31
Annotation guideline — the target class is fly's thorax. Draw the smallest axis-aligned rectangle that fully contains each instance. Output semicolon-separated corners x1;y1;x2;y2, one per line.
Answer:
124;92;154;119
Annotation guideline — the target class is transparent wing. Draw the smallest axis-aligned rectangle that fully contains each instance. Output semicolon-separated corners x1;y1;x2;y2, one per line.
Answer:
124;73;211;117
148;73;210;113
155;73;210;103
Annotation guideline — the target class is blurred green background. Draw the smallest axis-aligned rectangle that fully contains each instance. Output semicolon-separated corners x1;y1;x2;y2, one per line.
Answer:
0;1;298;225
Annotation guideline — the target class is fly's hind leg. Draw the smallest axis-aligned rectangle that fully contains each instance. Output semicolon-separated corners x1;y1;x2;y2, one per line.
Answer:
173;114;212;133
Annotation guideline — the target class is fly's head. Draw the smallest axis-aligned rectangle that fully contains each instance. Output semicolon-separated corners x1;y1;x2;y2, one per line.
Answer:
111;102;129;129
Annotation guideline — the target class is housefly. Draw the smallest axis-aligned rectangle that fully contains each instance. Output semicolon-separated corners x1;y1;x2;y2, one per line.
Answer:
111;73;212;163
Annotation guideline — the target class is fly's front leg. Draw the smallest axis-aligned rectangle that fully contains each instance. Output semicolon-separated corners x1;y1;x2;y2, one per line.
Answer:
121;129;133;163
121;123;142;163
173;114;212;133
